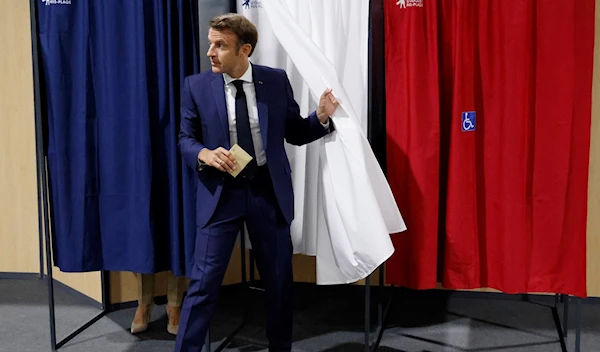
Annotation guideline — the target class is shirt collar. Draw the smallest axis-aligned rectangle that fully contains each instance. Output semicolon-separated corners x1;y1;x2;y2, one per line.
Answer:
223;63;253;85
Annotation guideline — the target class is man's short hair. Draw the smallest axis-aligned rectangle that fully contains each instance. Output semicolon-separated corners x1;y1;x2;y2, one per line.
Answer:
210;13;258;56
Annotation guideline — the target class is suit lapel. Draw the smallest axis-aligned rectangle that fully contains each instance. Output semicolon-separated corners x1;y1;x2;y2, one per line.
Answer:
211;76;231;148
253;65;269;151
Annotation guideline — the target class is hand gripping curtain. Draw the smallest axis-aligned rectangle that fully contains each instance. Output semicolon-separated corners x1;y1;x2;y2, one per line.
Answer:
259;0;407;285
37;0;199;275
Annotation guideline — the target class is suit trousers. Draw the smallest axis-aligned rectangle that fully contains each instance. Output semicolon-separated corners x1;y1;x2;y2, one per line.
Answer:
174;166;294;352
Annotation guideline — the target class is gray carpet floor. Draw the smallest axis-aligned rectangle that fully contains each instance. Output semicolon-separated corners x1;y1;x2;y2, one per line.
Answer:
1;278;599;352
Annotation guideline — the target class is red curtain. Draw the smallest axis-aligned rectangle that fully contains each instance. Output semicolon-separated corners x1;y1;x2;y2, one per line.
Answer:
384;0;594;297
383;0;441;290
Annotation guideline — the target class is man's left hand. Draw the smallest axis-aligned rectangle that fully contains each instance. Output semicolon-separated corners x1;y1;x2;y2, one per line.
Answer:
317;88;339;123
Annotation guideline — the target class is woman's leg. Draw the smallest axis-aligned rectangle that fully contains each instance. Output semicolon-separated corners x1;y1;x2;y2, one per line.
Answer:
166;271;186;335
131;273;155;333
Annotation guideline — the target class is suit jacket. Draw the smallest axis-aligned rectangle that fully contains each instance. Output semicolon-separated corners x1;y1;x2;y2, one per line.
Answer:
179;64;331;228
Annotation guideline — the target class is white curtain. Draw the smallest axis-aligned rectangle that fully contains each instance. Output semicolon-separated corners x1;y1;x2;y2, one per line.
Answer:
239;0;324;256
238;0;406;284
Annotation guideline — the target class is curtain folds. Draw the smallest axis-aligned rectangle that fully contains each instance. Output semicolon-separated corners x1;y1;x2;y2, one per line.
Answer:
37;0;199;276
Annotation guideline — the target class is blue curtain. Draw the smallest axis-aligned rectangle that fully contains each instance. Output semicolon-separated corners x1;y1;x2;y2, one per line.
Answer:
37;0;199;276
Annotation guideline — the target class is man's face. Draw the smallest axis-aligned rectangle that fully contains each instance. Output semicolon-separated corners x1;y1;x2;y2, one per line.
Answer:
207;28;244;75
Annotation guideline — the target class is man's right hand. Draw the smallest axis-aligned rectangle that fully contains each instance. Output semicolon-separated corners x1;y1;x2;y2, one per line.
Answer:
198;147;237;173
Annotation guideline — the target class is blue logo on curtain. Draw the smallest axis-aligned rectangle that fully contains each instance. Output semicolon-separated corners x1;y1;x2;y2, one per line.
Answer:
462;111;476;132
242;0;263;9
41;0;71;5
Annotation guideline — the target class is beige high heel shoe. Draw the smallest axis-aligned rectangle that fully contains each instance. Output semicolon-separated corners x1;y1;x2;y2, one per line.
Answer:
130;303;153;334
166;305;180;335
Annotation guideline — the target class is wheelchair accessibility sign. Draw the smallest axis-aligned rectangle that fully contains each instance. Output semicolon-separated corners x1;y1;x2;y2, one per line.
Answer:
462;111;476;132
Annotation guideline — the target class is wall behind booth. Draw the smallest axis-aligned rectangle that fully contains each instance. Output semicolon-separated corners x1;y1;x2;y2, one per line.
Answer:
587;1;600;298
0;0;40;276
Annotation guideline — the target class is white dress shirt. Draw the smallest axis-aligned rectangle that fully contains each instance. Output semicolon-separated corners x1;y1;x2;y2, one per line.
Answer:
223;64;267;166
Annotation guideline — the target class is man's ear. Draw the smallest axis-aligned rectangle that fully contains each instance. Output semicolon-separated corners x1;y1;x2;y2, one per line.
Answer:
241;43;252;57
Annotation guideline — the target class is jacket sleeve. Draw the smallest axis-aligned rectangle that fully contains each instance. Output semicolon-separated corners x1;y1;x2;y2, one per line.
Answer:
283;71;333;146
178;76;207;170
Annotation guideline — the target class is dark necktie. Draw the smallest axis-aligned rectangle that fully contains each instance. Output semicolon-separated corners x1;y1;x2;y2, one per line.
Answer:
232;80;257;178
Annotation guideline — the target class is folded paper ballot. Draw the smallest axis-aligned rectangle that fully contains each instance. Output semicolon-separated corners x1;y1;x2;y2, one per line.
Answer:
228;144;253;178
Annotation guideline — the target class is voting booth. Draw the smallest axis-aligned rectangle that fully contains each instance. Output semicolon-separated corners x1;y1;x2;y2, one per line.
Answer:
2;1;600;351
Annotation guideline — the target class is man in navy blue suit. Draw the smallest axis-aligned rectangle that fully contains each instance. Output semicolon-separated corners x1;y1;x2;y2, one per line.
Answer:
175;13;338;352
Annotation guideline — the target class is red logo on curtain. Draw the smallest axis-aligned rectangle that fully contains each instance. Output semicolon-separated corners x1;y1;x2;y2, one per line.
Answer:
396;0;423;8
